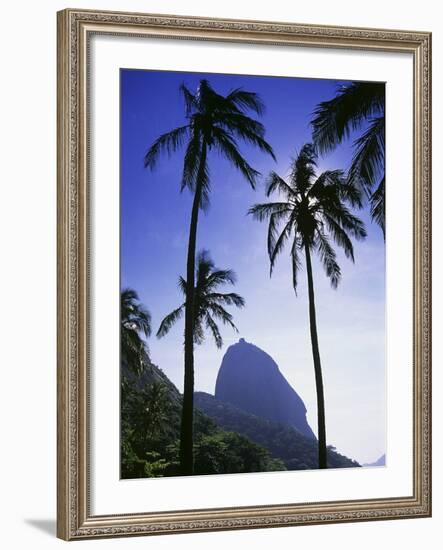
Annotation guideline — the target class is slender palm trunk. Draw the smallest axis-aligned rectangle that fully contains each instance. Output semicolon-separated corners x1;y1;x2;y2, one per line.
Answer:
304;244;328;469
180;142;207;475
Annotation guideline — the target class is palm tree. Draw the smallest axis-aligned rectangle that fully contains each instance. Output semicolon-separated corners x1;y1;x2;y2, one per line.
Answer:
157;250;245;413
157;249;245;346
121;288;152;376
311;82;385;234
249;143;366;468
145;79;274;474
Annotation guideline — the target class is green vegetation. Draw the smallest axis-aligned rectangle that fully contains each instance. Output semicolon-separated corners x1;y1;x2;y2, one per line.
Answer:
121;363;285;478
249;144;366;468
195;392;360;470
121;288;152;376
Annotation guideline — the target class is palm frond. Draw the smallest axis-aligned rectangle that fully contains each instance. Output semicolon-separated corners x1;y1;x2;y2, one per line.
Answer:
178;276;188;296
196;79;230;113
181;132;203;191
266;172;296;199
323;215;355;261
121;288;151;375
193;318;205;345
179;83;197;116
225;88;266;116
370;177;385;237
121;288;152;337
315;231;341;288
340;182;364;209
269;218;294;275
248;203;292;263
248;201;290;222
212;128;260;188
205;268;237;290
182;137;211;210
347;116;385;196
205;314;223;348
121;287;138;303
208;303;238;332
144;125;189;169
218;113;276;160
291;143;317;192
206;292;246;308
195;250;215;284
308;169;346;199
267;209;293;262
323;206;367;241
121;328;149;376
311;82;385;153
290;237;302;294
156;306;184;339
219;112;266;137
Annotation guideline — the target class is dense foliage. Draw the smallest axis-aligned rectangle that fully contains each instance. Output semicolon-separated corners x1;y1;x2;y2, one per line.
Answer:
121;362;285;478
194;392;360;470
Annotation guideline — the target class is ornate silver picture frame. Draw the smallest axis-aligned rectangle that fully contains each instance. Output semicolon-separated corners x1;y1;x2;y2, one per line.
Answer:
57;8;431;540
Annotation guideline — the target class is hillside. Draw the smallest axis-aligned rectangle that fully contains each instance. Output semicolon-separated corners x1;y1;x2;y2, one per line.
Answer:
195;391;360;470
121;360;286;478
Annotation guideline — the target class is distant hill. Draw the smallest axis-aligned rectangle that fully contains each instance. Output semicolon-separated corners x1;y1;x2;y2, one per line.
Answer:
215;338;315;439
363;454;386;467
195;391;360;470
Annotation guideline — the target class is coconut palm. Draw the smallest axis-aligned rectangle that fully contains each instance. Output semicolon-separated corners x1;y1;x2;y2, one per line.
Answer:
249;143;366;468
157;250;245;349
121;288;152;376
311;82;385;234
145;79;274;474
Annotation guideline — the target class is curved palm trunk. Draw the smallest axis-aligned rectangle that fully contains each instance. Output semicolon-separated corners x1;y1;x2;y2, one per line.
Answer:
180;142;207;475
304;244;328;469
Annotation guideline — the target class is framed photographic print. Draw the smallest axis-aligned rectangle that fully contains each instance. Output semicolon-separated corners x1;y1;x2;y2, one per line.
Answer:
57;8;432;540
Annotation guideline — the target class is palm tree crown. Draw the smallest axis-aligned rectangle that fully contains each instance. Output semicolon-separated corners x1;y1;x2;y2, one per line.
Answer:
121;288;152;375
144;79;276;210
157;250;245;348
311;82;385;233
249;143;367;290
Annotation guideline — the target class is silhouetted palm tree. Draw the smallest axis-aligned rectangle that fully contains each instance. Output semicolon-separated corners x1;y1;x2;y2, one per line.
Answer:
121;288;151;375
311;82;385;234
157;249;245;348
145;79;274;474
249;143;366;468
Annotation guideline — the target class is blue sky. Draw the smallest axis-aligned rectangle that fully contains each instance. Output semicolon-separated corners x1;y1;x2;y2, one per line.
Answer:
121;69;386;465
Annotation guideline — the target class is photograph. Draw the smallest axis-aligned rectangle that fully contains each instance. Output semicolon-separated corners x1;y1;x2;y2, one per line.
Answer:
119;68;386;479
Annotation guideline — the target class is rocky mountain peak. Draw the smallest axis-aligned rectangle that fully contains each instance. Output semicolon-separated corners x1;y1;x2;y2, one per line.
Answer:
215;338;315;439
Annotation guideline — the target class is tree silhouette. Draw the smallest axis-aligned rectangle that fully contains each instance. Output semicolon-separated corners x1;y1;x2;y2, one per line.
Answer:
249;143;366;468
157;250;245;349
121;288;151;375
311;82;385;234
145;79;274;474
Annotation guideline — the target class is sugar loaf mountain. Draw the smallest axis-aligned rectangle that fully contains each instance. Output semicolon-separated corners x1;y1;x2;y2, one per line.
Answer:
121;338;360;478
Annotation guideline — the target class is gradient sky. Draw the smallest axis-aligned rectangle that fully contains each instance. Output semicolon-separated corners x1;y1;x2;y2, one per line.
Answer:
120;69;386;465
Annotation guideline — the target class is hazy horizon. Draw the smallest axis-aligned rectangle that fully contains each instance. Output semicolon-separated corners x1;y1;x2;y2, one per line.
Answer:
120;68;386;466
